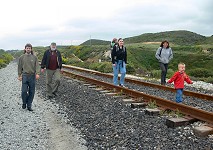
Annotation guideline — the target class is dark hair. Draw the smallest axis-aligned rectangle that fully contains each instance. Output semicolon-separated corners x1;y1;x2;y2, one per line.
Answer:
118;38;123;42
117;38;124;47
112;38;117;43
24;43;33;54
160;40;170;48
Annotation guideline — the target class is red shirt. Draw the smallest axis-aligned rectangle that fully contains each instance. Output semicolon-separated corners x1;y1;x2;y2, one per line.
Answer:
168;71;193;89
48;51;58;70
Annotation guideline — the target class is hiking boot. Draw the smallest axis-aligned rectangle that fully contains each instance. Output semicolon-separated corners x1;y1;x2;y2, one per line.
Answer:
47;95;53;99
52;92;57;97
27;107;33;111
22;104;26;109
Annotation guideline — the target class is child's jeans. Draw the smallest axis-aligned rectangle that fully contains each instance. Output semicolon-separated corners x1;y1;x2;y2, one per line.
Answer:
176;89;183;103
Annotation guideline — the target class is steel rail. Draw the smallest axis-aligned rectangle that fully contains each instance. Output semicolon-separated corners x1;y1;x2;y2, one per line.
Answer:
63;70;213;124
63;65;213;101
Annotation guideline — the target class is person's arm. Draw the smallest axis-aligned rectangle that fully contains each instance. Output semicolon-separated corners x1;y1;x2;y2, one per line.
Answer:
18;56;23;81
58;51;63;69
184;73;193;84
41;51;47;69
168;72;178;83
168;48;173;61
35;56;40;79
155;47;161;60
111;46;116;64
124;47;127;64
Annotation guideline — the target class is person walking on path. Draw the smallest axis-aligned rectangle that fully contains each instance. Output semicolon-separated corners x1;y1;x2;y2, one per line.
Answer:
111;38;127;87
41;42;62;99
18;43;40;111
155;40;173;85
167;62;193;103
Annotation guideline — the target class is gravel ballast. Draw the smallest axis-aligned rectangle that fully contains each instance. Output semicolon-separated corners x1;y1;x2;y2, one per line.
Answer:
0;62;87;150
65;68;213;112
1;62;212;150
36;66;213;149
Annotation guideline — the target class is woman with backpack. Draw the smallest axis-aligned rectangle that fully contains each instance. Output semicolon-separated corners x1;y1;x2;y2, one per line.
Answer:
155;40;173;85
111;38;127;87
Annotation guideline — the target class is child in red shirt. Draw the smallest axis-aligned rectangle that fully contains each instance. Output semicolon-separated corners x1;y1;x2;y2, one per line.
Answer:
167;63;193;103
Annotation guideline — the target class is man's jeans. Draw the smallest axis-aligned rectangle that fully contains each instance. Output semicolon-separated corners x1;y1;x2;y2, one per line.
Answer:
22;74;36;108
176;89;183;103
159;63;168;85
113;60;126;85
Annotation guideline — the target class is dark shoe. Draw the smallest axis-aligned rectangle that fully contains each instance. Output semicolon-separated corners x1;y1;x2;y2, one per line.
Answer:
22;104;26;109
52;92;57;97
27;107;33;111
48;95;53;99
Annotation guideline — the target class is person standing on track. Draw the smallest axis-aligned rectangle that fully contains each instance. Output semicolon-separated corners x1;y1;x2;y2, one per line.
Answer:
111;38;127;87
167;62;193;103
41;42;62;99
155;40;173;85
18;43;40;111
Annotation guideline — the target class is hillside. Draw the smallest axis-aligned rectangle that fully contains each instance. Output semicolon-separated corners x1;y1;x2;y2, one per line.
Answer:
81;30;208;45
80;39;110;46
124;30;207;45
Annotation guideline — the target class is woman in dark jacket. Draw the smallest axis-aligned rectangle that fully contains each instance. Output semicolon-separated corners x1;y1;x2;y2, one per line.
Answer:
111;38;127;86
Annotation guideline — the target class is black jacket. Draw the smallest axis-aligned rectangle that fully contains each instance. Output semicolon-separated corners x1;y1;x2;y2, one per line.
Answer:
111;45;127;64
41;49;62;69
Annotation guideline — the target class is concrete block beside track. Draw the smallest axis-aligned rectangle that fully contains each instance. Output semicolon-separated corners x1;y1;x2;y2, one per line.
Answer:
193;125;213;137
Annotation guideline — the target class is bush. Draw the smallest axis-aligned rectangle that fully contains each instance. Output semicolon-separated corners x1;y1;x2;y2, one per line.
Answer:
150;70;161;78
126;64;135;74
88;62;112;73
150;69;174;79
0;59;6;68
202;77;213;83
188;68;213;78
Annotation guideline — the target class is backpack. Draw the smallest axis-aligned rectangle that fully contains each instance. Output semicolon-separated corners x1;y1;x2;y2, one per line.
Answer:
108;45;126;59
159;47;163;57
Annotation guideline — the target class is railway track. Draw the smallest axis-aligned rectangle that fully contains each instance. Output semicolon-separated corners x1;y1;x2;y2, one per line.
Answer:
62;68;213;126
63;65;213;101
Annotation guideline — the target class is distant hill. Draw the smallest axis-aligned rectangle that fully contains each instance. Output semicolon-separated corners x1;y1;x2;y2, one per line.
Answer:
80;30;210;45
202;35;213;44
80;39;110;46
124;30;206;45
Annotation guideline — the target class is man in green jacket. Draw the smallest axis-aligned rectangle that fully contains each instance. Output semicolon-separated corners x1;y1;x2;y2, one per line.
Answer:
18;43;40;111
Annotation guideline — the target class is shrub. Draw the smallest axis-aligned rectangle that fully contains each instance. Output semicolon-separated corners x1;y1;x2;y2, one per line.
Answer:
0;59;6;68
150;69;174;79
150;70;161;78
126;64;135;74
188;68;213;78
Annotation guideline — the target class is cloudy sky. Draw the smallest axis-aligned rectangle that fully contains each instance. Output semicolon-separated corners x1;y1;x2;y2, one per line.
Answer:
0;0;212;50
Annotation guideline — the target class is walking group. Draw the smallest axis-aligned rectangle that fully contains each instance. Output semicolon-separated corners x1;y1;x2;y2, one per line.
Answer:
18;42;62;111
110;38;193;103
17;39;193;111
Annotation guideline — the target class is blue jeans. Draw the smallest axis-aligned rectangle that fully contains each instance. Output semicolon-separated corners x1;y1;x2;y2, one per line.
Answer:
176;89;183;103
22;74;36;108
113;60;126;85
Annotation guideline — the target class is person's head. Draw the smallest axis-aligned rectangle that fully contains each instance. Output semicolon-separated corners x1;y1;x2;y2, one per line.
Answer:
160;40;170;48
24;43;33;54
112;38;118;44
50;42;57;51
118;38;124;47
178;62;185;73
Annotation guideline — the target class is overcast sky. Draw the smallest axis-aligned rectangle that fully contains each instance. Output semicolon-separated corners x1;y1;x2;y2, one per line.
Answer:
0;0;212;50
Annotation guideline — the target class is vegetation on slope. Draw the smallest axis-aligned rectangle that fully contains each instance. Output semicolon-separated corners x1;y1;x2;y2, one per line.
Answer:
0;50;13;69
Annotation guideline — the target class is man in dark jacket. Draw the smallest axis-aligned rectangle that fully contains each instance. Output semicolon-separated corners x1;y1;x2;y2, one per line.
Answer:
41;42;62;98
